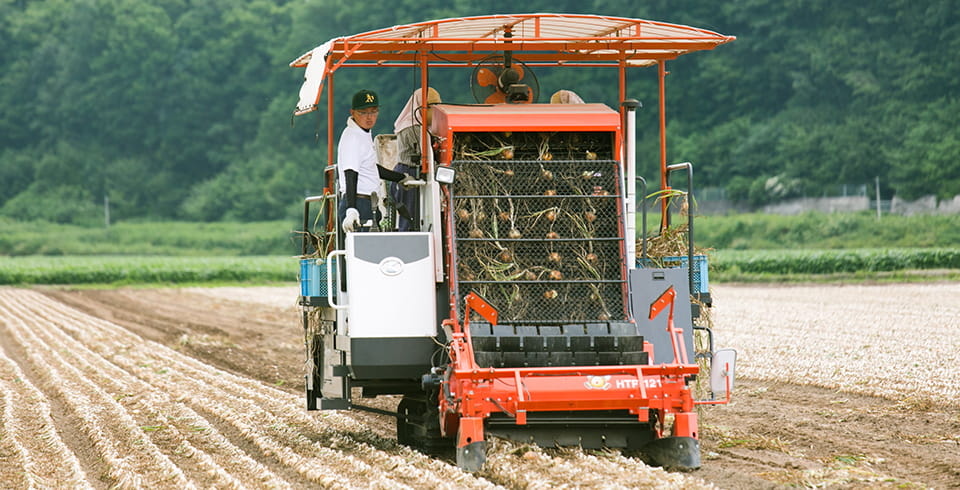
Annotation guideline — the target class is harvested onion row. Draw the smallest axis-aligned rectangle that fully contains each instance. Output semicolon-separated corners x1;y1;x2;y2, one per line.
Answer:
0;352;93;489
8;292;292;488
27;290;483;489
0;293;190;489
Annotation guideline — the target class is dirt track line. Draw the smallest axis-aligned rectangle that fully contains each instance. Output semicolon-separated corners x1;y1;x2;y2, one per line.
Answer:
0;345;93;489
16;289;492;489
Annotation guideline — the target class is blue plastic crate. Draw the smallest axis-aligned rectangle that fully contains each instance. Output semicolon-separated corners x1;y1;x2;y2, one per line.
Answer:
299;258;337;298
638;255;709;294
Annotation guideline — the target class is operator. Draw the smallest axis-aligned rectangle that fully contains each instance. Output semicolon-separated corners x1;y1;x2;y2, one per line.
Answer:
392;87;441;231
549;89;585;104
338;89;415;233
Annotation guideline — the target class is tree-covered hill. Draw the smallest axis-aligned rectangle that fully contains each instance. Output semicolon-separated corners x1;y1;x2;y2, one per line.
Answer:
0;0;956;224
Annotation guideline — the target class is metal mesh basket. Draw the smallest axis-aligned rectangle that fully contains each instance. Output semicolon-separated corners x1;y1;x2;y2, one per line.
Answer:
451;132;626;324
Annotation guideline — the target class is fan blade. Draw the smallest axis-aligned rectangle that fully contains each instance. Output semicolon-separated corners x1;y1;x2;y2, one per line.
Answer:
477;68;498;87
484;91;506;104
513;63;525;80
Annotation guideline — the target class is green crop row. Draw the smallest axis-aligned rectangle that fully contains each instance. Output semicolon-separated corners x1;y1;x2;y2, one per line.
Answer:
0;256;295;285
710;248;960;275
0;218;301;256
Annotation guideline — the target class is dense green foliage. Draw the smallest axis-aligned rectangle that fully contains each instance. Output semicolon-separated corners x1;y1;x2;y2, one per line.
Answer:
0;218;301;256
1;0;958;224
0;255;292;285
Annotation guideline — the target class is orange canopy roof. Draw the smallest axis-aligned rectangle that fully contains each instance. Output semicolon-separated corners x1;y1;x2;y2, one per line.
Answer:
291;13;734;68
291;14;734;115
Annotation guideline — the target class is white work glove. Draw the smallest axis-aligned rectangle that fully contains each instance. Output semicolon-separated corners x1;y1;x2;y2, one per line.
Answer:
400;175;417;189
342;207;360;233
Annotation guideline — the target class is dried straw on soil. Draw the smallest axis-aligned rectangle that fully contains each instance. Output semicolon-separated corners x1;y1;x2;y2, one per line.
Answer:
711;283;960;405
0;287;712;489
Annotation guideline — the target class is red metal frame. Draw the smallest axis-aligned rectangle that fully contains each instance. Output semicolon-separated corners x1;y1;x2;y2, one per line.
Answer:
440;287;701;446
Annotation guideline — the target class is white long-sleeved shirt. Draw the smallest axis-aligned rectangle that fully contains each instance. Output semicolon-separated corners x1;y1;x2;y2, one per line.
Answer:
337;117;380;197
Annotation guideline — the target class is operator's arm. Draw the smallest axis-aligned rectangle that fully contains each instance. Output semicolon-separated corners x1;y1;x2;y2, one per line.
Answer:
343;169;358;209
377;164;406;182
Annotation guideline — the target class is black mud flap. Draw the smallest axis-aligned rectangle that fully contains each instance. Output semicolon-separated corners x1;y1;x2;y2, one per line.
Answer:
456;441;487;472
641;436;701;471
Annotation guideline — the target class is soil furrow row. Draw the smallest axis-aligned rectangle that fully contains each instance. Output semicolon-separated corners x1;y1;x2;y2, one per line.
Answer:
21;289;490;489
13;290;297;488
0;346;92;489
0;292;190;488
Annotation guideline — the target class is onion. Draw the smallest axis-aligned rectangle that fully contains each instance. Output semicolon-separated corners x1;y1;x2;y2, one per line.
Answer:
468;228;483;238
524;270;537;281
502;148;514;160
545;231;559;239
543;289;558;299
548;270;563;280
541;169;554;180
499;250;514;262
457;209;470;220
498;211;510;221
545;210;557;222
508;228;522;239
585;252;598;264
584;211;597;223
543;189;557;196
548;252;562;263
585;151;598;160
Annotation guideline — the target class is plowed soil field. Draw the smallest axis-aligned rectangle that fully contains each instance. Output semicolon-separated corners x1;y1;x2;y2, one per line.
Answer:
1;283;957;489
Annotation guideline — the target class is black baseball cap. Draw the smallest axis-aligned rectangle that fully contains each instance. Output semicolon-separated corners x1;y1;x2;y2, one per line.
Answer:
352;89;379;110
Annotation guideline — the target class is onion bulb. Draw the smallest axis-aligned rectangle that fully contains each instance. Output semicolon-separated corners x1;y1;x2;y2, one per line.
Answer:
548;252;562;263
543;289;558;299
468;228;483;238
545;231;559;239
548;270;563;280
499;250;514;262
457;209;470;220
508;228;522;239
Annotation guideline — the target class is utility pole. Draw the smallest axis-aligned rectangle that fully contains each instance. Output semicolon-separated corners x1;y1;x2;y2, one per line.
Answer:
875;176;881;220
104;194;110;228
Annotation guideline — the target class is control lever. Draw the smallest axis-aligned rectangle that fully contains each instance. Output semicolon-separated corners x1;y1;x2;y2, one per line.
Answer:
368;192;381;232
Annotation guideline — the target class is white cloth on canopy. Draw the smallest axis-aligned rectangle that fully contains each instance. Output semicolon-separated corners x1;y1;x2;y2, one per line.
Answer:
296;38;339;114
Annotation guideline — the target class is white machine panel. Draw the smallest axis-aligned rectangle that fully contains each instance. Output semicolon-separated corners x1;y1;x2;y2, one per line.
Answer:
345;232;436;338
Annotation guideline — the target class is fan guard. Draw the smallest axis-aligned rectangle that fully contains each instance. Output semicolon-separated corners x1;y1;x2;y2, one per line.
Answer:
470;55;540;104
